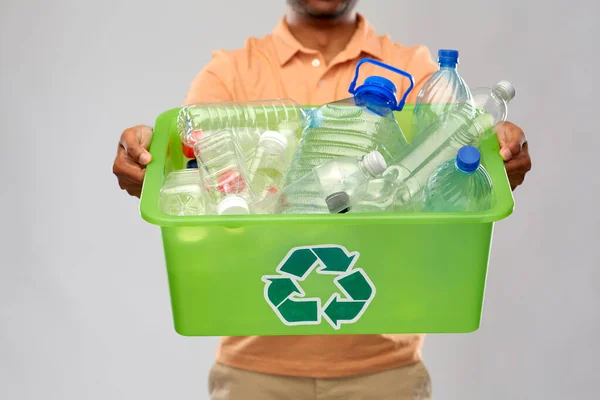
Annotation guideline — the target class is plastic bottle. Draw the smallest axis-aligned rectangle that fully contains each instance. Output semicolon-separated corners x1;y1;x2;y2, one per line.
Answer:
469;80;517;123
193;129;254;215
178;99;306;160
246;131;290;201
284;58;415;185
393;81;516;192
422;146;493;212
413;49;473;136
261;151;387;215
159;169;206;216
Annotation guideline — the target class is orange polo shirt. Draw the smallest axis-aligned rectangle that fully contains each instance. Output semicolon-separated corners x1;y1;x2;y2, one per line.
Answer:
184;15;437;378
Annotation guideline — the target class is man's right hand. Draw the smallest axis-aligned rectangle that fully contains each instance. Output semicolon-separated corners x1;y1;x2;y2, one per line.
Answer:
113;125;153;198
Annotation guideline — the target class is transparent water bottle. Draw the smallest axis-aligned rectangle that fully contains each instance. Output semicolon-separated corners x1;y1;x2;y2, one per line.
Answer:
193;129;254;215
178;99;306;160
393;80;517;192
285;58;415;185
469;80;517;122
413;49;473;136
261;151;387;215
159;169;206;216
422;146;493;212
246;131;290;202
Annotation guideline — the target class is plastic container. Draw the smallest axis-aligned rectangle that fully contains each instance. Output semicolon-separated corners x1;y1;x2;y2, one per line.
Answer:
246;131;290;201
193;129;253;215
423;146;493;212
140;104;514;336
285;59;414;184
159;169;206;216
178;99;305;159
266;151;387;215
413;49;473;136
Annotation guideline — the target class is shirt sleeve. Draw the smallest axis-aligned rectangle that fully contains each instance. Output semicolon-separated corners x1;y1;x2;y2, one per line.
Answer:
183;50;236;105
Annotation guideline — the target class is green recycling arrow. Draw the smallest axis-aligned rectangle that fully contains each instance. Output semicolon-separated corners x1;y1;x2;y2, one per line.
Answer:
263;245;376;330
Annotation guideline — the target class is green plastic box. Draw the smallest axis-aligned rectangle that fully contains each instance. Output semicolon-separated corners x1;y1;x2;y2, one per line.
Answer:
140;105;514;336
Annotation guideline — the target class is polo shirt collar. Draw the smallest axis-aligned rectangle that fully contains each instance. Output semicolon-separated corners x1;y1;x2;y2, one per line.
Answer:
272;13;383;66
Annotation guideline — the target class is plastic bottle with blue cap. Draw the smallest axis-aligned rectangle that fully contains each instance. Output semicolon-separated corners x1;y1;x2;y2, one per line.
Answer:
422;146;493;212
391;80;516;199
413;49;473;137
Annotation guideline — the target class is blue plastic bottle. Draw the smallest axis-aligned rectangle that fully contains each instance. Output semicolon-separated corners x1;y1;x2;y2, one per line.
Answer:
422;146;492;212
285;58;415;185
413;49;473;136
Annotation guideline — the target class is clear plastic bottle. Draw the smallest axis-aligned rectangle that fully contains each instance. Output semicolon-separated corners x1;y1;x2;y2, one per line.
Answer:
285;58;415;185
469;80;517;123
261;151;387;215
422;146;493;212
159;169;206;216
178;99;306;160
246;131;290;202
193;129;254;215
413;49;473;136
393;81;516;192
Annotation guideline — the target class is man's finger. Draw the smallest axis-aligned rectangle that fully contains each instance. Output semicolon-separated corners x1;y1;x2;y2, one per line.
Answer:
120;126;153;166
496;122;527;161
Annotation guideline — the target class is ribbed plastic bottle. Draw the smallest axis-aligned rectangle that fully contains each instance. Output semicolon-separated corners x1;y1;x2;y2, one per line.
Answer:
178;99;306;161
393;80;517;192
159;169;206;216
422;146;493;212
246;131;290;202
193;129;254;215
284;58;415;185
264;151;387;215
413;49;473;136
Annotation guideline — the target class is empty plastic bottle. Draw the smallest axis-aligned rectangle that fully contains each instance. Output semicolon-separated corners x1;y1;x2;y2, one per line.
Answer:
285;58;414;185
392;80;516;193
178;99;306;160
260;151;387;215
246;130;290;201
469;80;517;123
422;146;493;212
193;129;254;215
159;169;206;216
413;49;473;136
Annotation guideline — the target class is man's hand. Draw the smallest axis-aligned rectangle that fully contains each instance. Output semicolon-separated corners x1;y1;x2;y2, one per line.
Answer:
495;121;532;191
113;125;153;198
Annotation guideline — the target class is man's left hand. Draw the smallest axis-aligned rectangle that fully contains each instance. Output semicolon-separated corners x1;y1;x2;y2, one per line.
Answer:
495;121;532;190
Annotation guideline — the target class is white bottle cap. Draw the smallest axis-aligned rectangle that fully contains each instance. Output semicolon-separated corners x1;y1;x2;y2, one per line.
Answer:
217;195;250;215
493;80;517;103
362;151;387;177
259;130;288;152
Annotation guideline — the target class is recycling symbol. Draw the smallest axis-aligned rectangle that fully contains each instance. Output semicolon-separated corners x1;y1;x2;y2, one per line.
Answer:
262;245;376;330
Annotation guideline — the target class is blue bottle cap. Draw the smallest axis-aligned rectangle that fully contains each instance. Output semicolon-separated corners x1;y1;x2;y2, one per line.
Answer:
438;49;459;67
456;146;481;173
354;76;398;114
187;159;198;169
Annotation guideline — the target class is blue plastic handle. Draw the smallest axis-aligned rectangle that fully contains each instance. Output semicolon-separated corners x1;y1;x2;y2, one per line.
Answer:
348;58;415;111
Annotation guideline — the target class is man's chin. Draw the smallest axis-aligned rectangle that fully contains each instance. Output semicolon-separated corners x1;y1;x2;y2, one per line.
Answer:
292;0;355;19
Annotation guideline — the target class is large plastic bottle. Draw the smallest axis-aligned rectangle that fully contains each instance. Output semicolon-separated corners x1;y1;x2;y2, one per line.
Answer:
193;129;254;215
159;169;206;216
178;99;306;160
393;80;517;192
246;131;290;201
284;58;415;185
413;49;473;136
422;146;493;212
260;151;387;215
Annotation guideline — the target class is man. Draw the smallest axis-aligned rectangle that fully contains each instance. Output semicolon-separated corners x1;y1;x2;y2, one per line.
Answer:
113;0;532;398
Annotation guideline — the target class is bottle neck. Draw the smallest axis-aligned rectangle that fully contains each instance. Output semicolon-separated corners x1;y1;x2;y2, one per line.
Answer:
439;63;458;70
358;159;376;178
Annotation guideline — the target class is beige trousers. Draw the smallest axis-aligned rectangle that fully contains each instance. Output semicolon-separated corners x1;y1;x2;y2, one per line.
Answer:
209;362;432;400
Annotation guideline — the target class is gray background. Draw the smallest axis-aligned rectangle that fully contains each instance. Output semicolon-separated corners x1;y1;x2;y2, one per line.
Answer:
1;0;598;399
